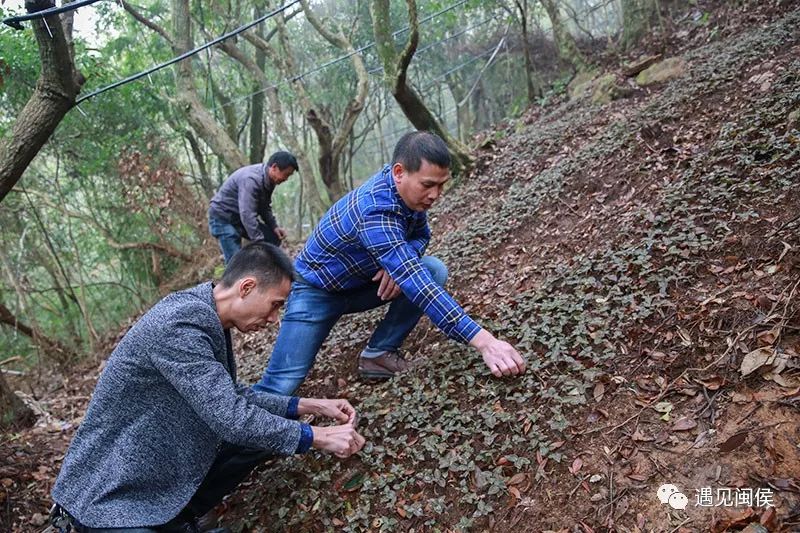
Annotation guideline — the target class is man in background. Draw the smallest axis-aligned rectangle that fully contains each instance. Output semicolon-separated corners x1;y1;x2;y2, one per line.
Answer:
208;151;297;263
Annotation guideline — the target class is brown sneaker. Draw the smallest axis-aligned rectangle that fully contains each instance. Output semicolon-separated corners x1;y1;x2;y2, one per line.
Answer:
358;352;412;379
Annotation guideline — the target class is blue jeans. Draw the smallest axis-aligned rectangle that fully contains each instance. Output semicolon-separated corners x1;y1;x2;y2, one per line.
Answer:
209;218;281;265
253;256;449;395
208;217;242;265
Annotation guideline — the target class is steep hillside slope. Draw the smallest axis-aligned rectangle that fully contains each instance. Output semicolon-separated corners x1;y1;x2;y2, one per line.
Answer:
228;4;800;532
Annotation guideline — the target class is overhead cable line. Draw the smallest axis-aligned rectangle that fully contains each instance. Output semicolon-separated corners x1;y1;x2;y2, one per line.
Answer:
455;26;509;107
358;106;460;159
212;0;474;111
418;48;494;92
2;0;106;29
76;0;300;105
361;103;459;154
414;28;507;98
412;13;500;57
383;0;469;40
276;5;481;85
367;13;501;75
357;39;506;156
305;0;471;76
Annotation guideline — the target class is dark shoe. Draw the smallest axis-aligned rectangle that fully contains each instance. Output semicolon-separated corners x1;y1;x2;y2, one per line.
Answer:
358;352;412;379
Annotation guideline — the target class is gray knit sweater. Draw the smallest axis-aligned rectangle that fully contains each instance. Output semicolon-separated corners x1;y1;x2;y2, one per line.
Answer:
52;282;304;528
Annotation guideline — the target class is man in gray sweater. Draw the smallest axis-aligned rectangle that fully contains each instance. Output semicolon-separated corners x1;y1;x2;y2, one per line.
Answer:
50;243;364;532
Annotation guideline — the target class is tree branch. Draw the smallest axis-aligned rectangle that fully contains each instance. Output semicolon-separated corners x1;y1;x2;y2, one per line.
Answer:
171;0;246;172
23;189;193;262
368;0;472;173
396;0;420;89
120;0;174;46
299;0;346;48
0;301;77;362
0;0;84;204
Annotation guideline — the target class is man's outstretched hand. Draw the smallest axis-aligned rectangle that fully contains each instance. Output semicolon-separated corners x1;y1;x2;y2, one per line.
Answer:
297;398;356;425
470;329;527;377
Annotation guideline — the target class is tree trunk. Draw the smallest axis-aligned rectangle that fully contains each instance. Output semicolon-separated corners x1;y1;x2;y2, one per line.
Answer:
172;0;247;174
348;133;355;190
369;0;473;175
249;6;268;164
621;0;659;50
184;130;214;196
305;108;347;201
0;301;77;364
31;247;79;342
456;97;472;143
268;1;370;203
471;80;491;131
124;0;246;174
0;0;84;204
444;72;470;143
209;75;240;144
539;0;587;71
0;371;34;430
516;0;538;104
372;92;390;163
296;159;304;239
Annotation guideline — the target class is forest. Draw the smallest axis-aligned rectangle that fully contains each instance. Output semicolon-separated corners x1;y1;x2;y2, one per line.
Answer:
1;0;799;531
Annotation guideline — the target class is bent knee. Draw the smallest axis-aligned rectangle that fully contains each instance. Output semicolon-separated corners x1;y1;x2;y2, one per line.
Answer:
421;255;448;285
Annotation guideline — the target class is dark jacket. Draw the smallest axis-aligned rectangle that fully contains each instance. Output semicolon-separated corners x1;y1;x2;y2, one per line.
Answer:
208;164;277;241
52;282;306;528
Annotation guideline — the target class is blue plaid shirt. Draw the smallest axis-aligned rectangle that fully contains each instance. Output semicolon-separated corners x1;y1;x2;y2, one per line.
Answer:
295;166;481;344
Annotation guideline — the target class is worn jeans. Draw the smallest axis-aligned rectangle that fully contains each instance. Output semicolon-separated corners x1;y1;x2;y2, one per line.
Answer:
208;217;280;265
208;217;242;265
55;444;270;532
252;256;449;395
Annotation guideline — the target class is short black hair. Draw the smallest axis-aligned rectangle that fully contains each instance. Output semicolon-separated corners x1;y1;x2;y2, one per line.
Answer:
220;242;296;290
267;151;298;171
391;131;451;172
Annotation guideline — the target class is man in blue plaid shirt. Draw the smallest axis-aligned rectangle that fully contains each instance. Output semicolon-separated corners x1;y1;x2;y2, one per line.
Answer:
253;131;526;395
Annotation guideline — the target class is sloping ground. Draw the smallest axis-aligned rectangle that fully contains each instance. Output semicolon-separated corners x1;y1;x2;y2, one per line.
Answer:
1;3;799;533
225;4;800;532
